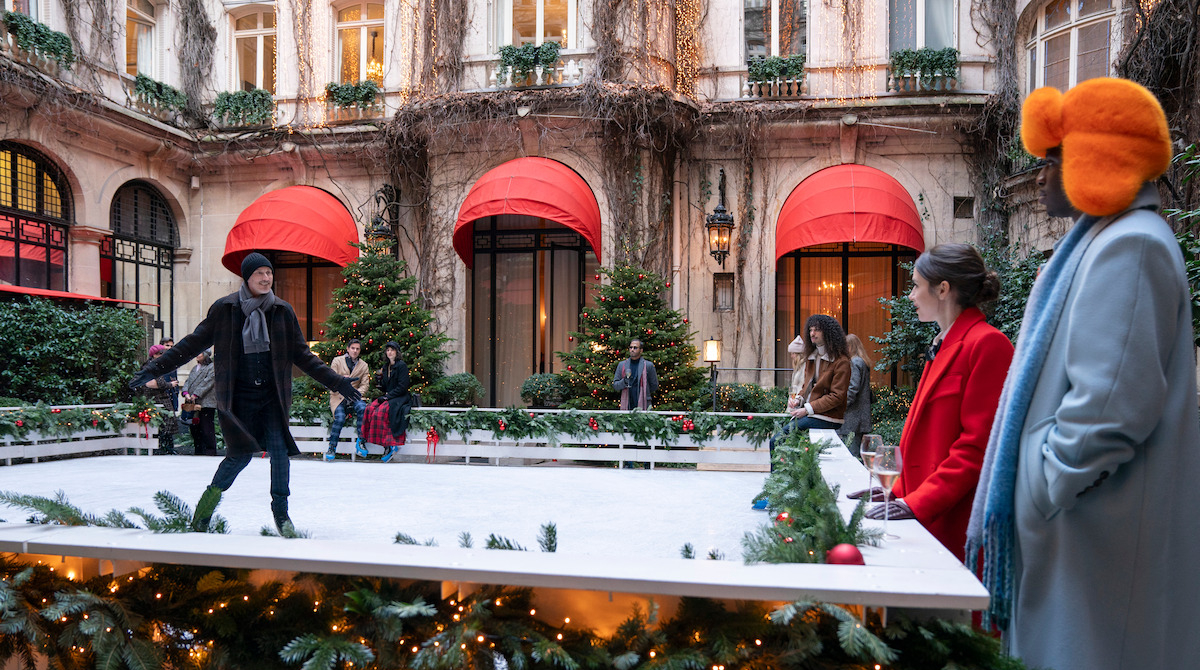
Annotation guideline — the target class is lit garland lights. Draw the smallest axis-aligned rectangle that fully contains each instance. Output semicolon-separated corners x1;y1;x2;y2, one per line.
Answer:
821;0;879;103
0;554;1024;668
675;0;701;95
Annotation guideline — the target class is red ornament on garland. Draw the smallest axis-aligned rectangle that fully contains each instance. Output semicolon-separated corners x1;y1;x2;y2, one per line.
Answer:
15;419;23;427
51;408;61;414
665;281;671;288
825;544;866;565
683;318;688;324
618;296;625;301
406;300;411;305
343;278;348;284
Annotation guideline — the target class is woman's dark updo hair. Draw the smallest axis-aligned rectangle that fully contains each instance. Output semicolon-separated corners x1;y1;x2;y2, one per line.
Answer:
914;243;1001;308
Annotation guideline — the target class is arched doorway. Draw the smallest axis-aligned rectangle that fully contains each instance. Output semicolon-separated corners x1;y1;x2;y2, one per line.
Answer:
774;165;924;386
106;180;177;339
454;158;602;406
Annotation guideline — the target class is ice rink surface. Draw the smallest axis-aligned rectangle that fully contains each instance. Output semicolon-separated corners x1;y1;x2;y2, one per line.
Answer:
0;456;771;561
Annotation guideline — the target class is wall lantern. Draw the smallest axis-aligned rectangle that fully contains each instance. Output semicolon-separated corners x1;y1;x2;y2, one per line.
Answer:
703;337;722;411
705;168;735;268
366;184;399;251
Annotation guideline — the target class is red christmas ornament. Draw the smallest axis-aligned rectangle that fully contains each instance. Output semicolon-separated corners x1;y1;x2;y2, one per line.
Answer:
638;274;644;279
92;419;98;427
378;283;385;290
783;537;794;543
567;366;574;371
409;332;415;337
594;274;600;280
343;278;348;284
747;415;754;420
15;419;23;427
585;358;590;364
529;412;535;418
825;544;866;565
568;336;574;341
405;300;411;305
368;338;374;345
319;329;325;336
352;323;358;328
618;295;625;301
683;318;688;324
665;281;671;287
51;408;61;414
600;296;606;302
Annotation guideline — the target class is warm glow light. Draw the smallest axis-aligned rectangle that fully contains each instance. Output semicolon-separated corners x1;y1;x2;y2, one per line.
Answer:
477;635;485;642
703;338;722;363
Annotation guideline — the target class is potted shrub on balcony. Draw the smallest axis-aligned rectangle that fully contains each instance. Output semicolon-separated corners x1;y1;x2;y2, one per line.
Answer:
133;73;187;122
494;41;561;87
324;80;381;121
2;10;75;73
213;88;274;127
520;373;567;408
888;47;958;93
744;53;806;98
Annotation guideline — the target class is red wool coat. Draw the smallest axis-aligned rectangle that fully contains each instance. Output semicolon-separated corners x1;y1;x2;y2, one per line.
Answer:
893;307;1013;560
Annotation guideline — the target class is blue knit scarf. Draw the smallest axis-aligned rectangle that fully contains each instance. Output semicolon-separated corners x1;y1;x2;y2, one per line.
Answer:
966;214;1099;630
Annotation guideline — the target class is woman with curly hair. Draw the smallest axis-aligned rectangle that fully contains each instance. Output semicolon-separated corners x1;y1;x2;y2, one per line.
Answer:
756;315;851;502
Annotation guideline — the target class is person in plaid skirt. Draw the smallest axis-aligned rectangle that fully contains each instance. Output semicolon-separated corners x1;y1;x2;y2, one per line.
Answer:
362;341;412;462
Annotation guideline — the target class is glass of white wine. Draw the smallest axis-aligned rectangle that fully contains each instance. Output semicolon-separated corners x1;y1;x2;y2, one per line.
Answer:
873;443;902;539
860;434;882;495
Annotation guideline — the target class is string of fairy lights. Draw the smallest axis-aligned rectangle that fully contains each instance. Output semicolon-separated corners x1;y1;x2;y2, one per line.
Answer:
823;0;879;103
676;0;701;95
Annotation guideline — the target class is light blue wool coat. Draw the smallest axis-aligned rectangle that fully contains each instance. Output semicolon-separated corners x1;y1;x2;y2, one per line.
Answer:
972;184;1200;670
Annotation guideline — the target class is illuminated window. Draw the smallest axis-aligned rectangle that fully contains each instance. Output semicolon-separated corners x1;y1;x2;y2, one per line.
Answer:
889;0;955;52
335;1;384;85
498;0;576;49
776;243;918;387
126;0;156;76
744;0;807;62
3;0;36;21
0;142;70;290
107;182;177;337
233;9;277;94
1025;0;1113;92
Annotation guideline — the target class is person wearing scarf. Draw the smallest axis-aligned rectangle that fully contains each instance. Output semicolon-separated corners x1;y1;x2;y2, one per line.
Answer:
850;243;1012;562
967;78;1200;670
131;252;361;535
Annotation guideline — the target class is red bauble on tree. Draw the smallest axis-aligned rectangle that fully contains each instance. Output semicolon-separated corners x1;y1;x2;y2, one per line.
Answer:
825;544;865;565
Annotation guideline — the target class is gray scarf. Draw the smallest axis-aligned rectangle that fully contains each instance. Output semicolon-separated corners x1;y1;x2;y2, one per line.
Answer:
238;283;277;354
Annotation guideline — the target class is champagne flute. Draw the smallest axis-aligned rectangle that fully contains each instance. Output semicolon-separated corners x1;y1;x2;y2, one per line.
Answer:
860;434;882;497
873;444;902;539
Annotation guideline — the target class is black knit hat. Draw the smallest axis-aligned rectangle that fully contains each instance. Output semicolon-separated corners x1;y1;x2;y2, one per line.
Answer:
240;252;273;282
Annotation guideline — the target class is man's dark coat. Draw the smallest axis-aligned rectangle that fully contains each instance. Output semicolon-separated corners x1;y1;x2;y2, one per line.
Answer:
141;292;343;457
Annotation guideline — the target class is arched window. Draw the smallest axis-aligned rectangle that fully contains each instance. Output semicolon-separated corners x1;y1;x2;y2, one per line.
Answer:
1025;0;1114;92
4;0;36;21
233;7;277;93
0;142;71;290
744;0;806;62
126;0;158;76
335;1;384;84
106;181;177;338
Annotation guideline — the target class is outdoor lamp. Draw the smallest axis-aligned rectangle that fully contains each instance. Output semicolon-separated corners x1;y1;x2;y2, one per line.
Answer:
366;214;395;244
705;168;734;268
703;337;721;411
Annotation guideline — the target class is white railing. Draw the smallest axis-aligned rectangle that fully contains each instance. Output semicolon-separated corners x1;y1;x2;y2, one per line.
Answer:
296;407;783;469
741;76;808;99
485;54;591;89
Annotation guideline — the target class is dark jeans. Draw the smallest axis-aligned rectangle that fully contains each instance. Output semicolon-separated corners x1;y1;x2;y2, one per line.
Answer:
768;416;841;470
209;397;290;502
189;408;218;455
328;398;367;447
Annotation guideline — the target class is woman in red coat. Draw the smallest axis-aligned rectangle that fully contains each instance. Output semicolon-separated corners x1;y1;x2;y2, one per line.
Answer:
855;243;1013;560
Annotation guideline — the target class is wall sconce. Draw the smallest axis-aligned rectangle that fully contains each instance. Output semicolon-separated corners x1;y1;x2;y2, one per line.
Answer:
366;184;399;251
705;168;735;269
703;337;721;411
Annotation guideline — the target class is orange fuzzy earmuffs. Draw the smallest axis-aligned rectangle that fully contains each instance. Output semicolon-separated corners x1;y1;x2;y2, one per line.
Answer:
1021;78;1171;217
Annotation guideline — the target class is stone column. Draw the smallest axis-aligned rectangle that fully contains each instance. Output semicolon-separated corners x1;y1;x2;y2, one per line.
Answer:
68;225;111;297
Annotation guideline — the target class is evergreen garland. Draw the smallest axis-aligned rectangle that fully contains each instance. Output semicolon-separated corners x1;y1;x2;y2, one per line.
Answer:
0;557;1027;669
557;266;706;410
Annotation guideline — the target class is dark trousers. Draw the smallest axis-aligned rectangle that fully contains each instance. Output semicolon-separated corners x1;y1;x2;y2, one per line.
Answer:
768;416;840;470
189;408;218;455
209;397;290;503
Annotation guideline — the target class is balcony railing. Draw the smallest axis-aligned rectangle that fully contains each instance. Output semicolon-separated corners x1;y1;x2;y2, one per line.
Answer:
885;69;959;93
0;16;68;78
741;76;808;99
484;52;592;90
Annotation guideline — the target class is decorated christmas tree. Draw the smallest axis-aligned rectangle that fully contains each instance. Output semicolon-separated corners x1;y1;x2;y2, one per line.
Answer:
311;241;451;394
557;266;705;410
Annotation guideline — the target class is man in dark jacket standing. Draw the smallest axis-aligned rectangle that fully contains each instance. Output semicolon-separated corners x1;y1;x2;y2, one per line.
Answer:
131;252;361;534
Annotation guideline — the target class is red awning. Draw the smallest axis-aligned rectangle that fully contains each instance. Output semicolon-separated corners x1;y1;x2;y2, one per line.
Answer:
0;284;154;306
775;165;925;262
222;185;359;274
453;157;602;269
